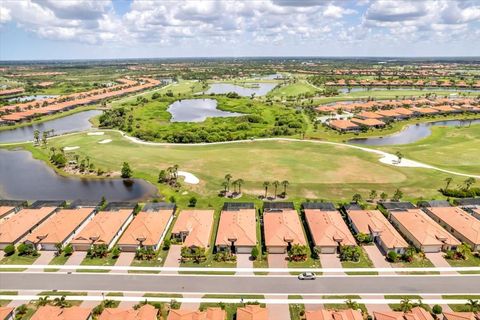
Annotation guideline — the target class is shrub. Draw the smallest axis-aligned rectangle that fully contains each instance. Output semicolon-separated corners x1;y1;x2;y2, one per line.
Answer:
170;299;180;310
432;305;443;315
251;246;259;260
3;244;15;256
387;251;398;262
63;244;73;256
17;243;36;256
111;246;121;259
188;197;197;207
163;239;171;250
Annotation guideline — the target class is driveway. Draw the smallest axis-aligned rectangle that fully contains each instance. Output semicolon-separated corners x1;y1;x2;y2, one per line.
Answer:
363;294;392;313
363;245;393;274
236;254;253;275
266;295;290;320
267;253;287;275
63;251;87;272
162;245;182;274
112;252;136;273
425;252;456;274
27;251;55;271
318;253;344;275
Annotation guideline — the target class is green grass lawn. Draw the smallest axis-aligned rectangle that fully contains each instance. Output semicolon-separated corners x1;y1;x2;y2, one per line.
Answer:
269;81;318;97
444;252;480;274
0;253;39;271
321;295;367;313
341;247;377;275
12;130;467;203
392;254;437;274
288;295;305;320
77;254;117;272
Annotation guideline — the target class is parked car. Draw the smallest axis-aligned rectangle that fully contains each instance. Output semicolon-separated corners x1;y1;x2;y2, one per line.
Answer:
298;272;316;280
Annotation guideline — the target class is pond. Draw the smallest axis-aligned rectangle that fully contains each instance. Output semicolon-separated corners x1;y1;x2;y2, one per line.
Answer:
349;119;480;146
0;110;102;143
7;94;58;102
204;82;277;96
167;99;243;122
0;149;158;201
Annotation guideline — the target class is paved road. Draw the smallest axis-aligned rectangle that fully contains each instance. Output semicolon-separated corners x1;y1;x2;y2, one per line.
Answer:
0;273;479;295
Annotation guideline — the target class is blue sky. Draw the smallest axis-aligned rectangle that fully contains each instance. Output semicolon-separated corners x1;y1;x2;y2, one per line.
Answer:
0;0;479;60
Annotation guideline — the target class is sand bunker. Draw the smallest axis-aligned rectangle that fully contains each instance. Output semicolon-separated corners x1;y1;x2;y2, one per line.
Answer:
98;139;112;144
87;132;105;136
63;146;79;151
178;171;200;184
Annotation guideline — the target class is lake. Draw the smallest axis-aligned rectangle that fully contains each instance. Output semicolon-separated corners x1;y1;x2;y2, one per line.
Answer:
349;119;480;146
7;94;58;102
205;82;277;96
0;110;102;143
167;99;243;122
0;149;158;201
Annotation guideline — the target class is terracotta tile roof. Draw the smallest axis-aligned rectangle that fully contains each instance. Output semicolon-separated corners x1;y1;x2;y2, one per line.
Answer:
425;207;480;246
411;107;439;114
118;210;172;247
356;111;383;119
391;209;460;247
351;118;386;127
442;312;476;320
394;107;414;115
264;209;307;247
408;307;434;320
0;206;15;219
166;307;226;320
348;210;408;249
305;209;356;247
0;88;24;96
329;119;359;130
71;209;133;246
433;105;457;112
0;306;14;319
373;311;405;320
0;207;56;244
215;209;257;247
31;306;92;320
98;305;158;320
306;309;363;320
172;210;215;248
376;109;401;117
26;208;94;245
237;305;268;320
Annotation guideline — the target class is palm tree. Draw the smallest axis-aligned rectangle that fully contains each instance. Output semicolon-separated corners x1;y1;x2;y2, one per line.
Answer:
281;180;289;197
103;299;116;308
53;296;70;308
444;177;453;190
465;299;479;312
263;181;270;198
345;299;359;310
236;179;244;194
232;180;238;194
272;180;280;198
395;151;403;163
50;146;56;155
173;164;179;180
224;174;232;192
369;190;377;201
36;296;50;307
221;181;229;193
464;177;476;190
400;298;413;312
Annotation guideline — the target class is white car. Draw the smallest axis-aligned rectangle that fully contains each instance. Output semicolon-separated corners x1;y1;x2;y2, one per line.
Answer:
298;272;316;280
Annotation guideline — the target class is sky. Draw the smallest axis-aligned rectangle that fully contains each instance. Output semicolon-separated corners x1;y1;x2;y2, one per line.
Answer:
0;0;479;60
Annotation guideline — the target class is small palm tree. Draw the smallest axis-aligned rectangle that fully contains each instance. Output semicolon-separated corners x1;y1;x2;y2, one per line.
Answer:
400;298;413;312
36;296;50;307
466;299;479;312
263;181;270;198
464;177;476;191
224;174;232;192
281;180;289;197
273;180;280;198
53;295;70;308
103;299;116;308
345;299;359;310
444;177;453;190
236;179;244;194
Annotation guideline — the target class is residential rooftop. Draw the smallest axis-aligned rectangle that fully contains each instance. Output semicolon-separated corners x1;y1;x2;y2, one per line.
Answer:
171;209;215;248
215;208;257;247
305;209;356;247
26;208;94;245
306;308;363;320
0;207;57;244
98;305;158;320
347;209;408;249
263;209;307;247
236;305;268;320
390;209;461;247
118;210;173;247
166;307;226;320
31;305;92;320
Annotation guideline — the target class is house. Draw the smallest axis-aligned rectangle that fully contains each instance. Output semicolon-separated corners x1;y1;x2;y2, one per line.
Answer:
0;207;57;249
374;307;433;320
328;119;360;132
380;202;417;212
356;111;384;120
98;305;157;320
304;205;356;254
263;204;307;254
347;209;408;254
70;209;134;251
389;209;460;252
25;208;96;251
31;306;92;320
442;312;477;320
306;308;363;320
473;208;480;221
171;210;215;248
167;307;226;320
215;203;257;254
351;118;386;128
423;207;480;251
117;204;175;252
0;307;14;320
0;206;17;220
237;305;268;320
